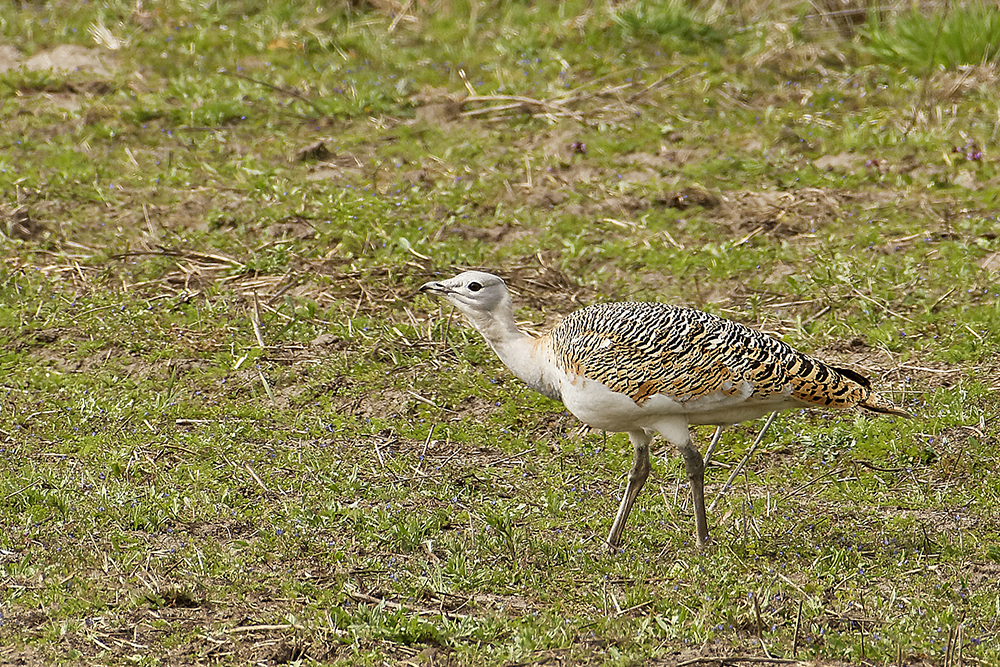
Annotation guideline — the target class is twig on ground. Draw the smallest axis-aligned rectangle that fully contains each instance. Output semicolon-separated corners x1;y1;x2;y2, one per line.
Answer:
345;584;474;620
851;287;915;324
251;292;266;348
110;249;245;269
490;447;535;466
709;412;779;513
220;70;325;116
226;624;299;633
778;465;846;502
2;481;39;502
461;94;588;125
244;462;271;494
616;598;654;617
387;0;414;32
792;599;803;657
626;65;688;102
677;657;803;666
257;369;275;404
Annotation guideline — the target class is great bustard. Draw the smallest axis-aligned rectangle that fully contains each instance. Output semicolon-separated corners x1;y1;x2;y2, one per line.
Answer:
420;271;910;549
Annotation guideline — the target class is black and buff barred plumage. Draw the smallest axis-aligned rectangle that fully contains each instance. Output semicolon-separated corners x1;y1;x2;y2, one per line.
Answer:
548;301;904;415
420;271;911;550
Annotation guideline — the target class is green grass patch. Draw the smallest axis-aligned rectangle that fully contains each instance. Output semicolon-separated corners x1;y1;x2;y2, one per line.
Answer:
862;6;1000;69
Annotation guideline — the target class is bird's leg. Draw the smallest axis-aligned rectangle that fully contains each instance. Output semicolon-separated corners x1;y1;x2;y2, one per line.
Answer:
682;426;725;511
606;430;653;550
677;438;709;548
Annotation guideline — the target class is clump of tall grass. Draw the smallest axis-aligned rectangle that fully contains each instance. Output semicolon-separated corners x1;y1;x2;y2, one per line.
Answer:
862;6;1000;69
611;0;727;48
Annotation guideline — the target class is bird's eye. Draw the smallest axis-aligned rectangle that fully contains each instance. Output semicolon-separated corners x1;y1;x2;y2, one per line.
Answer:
468;282;482;292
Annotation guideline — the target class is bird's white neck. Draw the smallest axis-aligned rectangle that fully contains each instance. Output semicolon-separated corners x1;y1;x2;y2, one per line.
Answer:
462;300;562;402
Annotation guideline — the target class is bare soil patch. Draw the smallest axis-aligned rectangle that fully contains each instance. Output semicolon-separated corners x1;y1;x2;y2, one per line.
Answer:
1;44;114;76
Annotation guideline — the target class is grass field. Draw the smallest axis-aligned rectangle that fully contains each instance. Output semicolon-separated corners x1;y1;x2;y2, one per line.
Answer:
1;1;999;665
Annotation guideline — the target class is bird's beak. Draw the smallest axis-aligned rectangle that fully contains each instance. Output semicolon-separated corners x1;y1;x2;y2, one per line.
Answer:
419;280;450;295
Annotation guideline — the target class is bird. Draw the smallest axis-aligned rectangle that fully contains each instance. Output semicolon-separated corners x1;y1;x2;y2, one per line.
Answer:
419;270;910;549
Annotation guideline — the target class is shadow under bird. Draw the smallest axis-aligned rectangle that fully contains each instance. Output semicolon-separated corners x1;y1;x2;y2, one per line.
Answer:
420;271;911;549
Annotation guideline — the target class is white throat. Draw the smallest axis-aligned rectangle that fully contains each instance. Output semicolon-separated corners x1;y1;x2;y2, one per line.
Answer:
459;297;562;402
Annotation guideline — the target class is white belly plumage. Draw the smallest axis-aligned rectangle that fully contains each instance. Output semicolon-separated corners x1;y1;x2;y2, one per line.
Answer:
559;372;805;432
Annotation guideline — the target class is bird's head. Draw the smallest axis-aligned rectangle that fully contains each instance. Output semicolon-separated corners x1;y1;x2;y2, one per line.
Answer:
419;271;513;328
